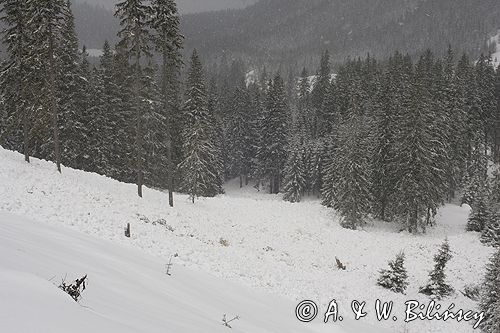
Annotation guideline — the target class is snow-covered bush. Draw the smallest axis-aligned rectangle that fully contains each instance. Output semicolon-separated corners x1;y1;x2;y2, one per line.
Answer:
377;252;409;294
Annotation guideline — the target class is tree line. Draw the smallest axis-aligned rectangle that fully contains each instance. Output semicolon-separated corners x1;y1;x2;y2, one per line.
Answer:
1;1;500;235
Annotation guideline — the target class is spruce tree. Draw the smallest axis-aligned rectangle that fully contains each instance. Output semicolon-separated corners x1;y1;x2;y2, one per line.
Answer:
115;0;152;197
92;40;117;175
311;50;331;138
392;51;449;233
467;184;493;232
227;85;254;187
442;47;467;199
0;0;31;162
481;215;500;248
419;239;454;299
149;0;183;206
257;72;289;194
371;52;407;221
322;104;373;229
109;42;135;182
179;50;224;202
479;247;500;332
282;141;306;203
475;54;497;157
27;0;68;172
58;1;82;170
377;252;409;294
207;78;225;191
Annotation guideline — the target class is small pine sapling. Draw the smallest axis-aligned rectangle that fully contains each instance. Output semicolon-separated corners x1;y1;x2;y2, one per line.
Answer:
419;239;454;299
377;252;409;294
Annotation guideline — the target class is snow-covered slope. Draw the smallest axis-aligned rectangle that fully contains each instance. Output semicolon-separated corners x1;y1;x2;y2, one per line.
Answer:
0;212;357;333
0;148;494;332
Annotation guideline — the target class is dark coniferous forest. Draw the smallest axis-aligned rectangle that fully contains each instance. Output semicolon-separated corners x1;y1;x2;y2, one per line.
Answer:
1;0;500;235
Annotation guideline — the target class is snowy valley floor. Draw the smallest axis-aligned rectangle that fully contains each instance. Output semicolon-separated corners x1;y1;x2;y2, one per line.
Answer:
0;148;495;333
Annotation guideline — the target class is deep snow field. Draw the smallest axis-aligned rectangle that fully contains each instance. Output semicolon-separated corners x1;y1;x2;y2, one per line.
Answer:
0;147;495;333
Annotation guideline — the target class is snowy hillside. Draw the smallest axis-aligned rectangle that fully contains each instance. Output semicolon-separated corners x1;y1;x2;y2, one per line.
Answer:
1;212;348;333
0;148;494;332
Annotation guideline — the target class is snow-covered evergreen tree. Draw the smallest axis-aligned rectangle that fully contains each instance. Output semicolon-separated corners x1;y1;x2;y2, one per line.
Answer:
392;51;449;233
479;247;500;332
115;0;152;197
282;141;306;203
321;61;372;229
467;184;493;232
323;109;372;229
27;0;69;172
371;52;408;221
149;0;183;206
227;85;254;187
257;72;289;194
58;1;83;169
481;216;500;248
311;50;330;135
0;0;32;162
419;239;454;299
179;50;224;202
377;252;409;294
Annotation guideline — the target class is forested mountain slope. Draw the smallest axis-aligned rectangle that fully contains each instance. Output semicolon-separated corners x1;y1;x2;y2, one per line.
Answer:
181;0;500;66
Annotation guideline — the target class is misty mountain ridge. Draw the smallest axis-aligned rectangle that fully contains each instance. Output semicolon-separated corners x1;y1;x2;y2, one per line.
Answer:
71;0;500;69
72;0;257;13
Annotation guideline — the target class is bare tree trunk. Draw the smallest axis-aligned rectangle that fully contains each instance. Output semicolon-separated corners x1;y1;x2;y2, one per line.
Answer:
48;25;61;173
23;106;29;163
162;49;174;207
134;33;143;198
17;7;29;164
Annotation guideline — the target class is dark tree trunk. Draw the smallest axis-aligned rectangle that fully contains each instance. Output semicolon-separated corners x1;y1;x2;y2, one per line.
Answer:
162;48;174;207
48;25;61;173
134;33;143;198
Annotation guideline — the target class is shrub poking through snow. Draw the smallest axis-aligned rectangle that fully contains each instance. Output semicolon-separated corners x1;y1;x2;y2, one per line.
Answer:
419;239;454;299
125;223;131;238
335;257;346;270
219;238;230;247
377;252;409;294
59;275;87;302
222;314;240;328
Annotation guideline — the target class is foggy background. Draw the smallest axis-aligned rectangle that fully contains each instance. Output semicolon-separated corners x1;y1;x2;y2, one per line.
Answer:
73;0;258;13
